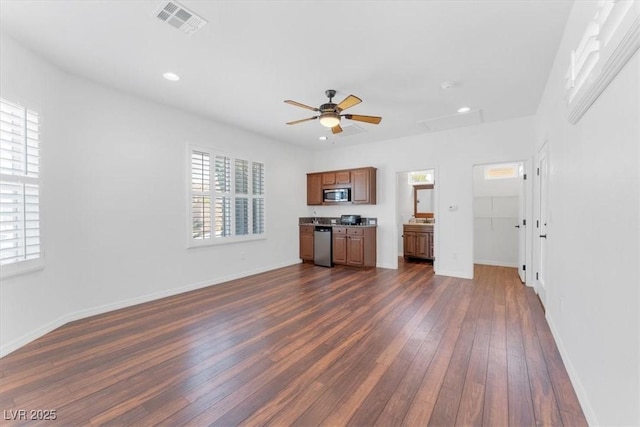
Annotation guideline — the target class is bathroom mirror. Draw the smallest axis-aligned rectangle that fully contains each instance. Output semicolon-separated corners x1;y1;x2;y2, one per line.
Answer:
414;184;434;218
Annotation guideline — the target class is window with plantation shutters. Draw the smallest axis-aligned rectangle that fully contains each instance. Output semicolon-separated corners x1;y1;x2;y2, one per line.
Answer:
0;98;42;270
189;145;265;245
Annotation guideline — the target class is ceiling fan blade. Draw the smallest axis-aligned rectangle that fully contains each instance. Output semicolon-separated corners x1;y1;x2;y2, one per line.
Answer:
284;100;319;112
286;116;318;125
343;114;382;124
336;95;362;111
331;124;343;134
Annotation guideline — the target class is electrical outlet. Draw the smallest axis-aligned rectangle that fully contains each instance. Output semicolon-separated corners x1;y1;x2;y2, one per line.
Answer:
559;297;564;313
452;252;458;260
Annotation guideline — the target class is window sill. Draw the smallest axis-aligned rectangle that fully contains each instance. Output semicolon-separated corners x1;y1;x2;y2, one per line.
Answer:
1;259;45;280
187;234;267;249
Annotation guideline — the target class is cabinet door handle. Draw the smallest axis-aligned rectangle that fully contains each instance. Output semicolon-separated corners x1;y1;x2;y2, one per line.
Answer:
514;225;520;228
539;234;547;239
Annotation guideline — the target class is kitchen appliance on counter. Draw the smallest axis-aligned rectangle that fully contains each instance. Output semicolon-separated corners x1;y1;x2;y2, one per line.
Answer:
313;226;332;267
340;214;361;225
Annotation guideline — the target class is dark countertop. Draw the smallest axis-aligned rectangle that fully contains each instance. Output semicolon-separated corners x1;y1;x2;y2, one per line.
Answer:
299;216;378;228
299;222;377;228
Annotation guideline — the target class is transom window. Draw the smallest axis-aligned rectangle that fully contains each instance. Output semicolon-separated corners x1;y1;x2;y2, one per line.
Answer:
408;170;434;185
484;163;519;180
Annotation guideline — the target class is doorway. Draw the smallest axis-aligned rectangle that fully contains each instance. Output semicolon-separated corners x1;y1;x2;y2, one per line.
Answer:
396;169;437;271
472;162;527;282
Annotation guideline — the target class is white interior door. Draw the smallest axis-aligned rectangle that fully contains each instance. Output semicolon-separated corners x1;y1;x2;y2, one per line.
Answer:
517;163;526;283
536;143;549;301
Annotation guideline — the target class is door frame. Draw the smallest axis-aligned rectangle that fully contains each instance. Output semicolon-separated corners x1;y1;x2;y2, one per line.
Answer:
471;159;533;285
517;162;527;283
533;140;550;304
393;167;439;272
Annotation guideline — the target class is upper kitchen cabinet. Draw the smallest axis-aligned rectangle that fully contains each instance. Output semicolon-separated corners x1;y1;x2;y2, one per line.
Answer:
307;173;323;205
322;171;351;186
306;167;377;205
352;167;377;204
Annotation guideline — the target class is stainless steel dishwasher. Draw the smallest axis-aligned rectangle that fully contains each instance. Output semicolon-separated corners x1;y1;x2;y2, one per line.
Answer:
313;226;332;267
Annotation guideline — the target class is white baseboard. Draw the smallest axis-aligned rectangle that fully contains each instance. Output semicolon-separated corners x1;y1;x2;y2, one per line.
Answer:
0;315;73;359
0;259;302;357
435;269;473;279
545;313;598;426
474;259;518;268
377;262;397;269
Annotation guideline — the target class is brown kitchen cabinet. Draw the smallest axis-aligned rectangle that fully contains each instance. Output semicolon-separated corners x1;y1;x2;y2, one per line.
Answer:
322;171;351;186
306;173;323;205
332;226;376;267
332;227;347;264
299;225;315;261
403;224;434;260
352;167;376;204
306;167;376;205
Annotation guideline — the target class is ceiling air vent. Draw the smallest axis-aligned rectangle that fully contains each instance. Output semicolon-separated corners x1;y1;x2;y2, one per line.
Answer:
153;1;207;35
418;110;483;132
337;124;367;137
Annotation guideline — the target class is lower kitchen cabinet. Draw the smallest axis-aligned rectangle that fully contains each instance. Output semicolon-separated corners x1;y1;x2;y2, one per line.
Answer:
299;225;315;261
403;224;434;260
332;226;376;267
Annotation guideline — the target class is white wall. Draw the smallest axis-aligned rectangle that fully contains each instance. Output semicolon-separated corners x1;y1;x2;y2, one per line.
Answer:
0;35;311;356
309;116;535;276
533;1;640;425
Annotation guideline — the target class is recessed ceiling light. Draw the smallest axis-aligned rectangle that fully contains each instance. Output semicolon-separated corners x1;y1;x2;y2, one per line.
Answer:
319;136;328;141
457;106;471;113
163;72;180;81
440;81;455;90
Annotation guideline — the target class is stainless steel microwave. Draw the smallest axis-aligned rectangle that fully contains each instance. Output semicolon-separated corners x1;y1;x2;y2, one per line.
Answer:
323;188;351;202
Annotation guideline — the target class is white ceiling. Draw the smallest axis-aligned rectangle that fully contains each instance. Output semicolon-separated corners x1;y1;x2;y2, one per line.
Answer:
0;0;574;148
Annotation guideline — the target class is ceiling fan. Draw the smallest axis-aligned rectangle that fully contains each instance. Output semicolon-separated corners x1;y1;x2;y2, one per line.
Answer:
284;89;382;134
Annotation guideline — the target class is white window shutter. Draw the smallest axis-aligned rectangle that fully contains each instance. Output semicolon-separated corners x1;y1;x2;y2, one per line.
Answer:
214;155;231;237
0;98;41;266
191;150;211;240
252;161;265;235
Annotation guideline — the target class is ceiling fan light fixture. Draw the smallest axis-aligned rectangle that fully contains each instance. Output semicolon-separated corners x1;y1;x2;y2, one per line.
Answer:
285;90;381;131
319;112;340;128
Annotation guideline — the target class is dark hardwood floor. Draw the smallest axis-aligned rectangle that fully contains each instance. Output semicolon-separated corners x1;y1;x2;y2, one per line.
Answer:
0;260;587;426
